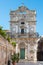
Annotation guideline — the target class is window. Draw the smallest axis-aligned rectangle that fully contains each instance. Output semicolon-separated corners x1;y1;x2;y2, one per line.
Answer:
21;29;24;34
21;22;24;24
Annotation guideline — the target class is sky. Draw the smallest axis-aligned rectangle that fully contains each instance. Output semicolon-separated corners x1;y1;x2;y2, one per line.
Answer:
0;0;43;36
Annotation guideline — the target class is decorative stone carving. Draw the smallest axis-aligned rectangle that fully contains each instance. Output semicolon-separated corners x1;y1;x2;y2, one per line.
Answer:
9;6;39;61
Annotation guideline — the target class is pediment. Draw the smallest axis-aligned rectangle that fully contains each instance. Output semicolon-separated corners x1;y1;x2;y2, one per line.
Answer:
17;6;29;12
10;6;36;15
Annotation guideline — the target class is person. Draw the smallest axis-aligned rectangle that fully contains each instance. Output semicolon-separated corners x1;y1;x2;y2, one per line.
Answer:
8;59;10;65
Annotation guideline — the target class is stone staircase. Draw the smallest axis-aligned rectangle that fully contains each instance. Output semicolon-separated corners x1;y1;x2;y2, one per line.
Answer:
19;59;37;63
19;59;28;62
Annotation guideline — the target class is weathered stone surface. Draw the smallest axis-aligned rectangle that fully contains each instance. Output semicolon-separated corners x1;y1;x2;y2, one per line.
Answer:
0;35;15;65
9;6;38;61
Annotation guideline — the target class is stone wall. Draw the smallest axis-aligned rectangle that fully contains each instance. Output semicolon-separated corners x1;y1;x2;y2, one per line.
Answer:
0;35;15;65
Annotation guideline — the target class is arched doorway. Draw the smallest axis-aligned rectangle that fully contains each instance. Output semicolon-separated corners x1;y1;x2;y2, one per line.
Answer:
37;38;43;61
19;42;26;59
20;48;25;59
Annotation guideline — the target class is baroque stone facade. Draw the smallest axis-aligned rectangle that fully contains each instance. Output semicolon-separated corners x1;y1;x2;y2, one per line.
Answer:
9;6;39;61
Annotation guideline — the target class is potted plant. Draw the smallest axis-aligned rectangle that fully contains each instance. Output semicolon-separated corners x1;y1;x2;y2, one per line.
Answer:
16;53;19;63
11;53;16;65
11;53;19;65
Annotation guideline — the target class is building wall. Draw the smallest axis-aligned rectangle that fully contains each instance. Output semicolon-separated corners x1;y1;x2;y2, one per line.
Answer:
0;35;15;65
10;6;36;35
15;38;38;61
9;6;39;61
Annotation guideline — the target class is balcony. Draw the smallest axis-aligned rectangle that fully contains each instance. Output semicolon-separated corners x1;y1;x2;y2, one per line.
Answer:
14;32;39;38
6;32;39;38
17;33;28;38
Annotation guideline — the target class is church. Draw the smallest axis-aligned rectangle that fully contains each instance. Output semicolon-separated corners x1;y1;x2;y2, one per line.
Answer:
5;5;43;62
9;6;39;61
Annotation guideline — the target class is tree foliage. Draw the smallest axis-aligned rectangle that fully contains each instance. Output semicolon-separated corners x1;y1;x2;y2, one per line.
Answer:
7;35;10;42
0;26;11;42
0;26;6;38
11;42;16;47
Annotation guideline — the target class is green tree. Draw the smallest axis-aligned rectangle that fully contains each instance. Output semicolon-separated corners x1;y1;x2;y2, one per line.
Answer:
0;26;6;38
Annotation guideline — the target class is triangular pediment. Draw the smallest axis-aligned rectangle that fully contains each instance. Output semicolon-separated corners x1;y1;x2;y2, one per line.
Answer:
17;6;29;12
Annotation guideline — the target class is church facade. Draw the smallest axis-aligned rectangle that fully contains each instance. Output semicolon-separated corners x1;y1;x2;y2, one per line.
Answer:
9;6;39;61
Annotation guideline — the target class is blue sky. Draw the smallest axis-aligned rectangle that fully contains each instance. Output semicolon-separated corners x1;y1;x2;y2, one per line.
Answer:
0;0;43;36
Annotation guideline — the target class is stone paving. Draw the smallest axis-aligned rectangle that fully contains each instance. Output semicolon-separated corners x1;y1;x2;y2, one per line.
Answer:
16;62;43;65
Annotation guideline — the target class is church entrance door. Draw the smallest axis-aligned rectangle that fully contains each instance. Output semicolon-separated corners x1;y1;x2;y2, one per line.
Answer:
20;48;25;59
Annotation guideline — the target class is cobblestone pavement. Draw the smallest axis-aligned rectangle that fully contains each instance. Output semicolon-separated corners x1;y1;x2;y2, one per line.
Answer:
16;62;43;65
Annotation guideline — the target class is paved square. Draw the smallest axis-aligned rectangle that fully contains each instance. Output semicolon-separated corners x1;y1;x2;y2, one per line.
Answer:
16;62;43;65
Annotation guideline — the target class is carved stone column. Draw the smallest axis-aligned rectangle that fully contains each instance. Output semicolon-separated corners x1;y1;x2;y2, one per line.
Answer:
27;44;30;60
25;47;28;59
34;43;38;61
